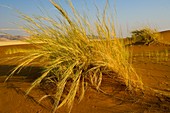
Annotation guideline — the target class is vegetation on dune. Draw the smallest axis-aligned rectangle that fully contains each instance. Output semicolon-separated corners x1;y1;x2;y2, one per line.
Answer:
6;0;143;112
131;28;161;45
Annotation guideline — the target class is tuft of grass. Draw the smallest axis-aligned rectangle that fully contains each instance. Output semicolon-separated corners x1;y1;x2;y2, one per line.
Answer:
131;27;161;45
7;0;143;112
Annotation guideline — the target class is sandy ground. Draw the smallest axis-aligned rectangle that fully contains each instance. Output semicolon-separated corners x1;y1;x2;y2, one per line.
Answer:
0;40;30;46
0;42;170;113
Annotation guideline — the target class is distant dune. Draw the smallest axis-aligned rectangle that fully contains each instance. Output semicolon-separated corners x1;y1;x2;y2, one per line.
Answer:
0;35;30;46
0;38;9;41
160;30;170;42
0;35;27;41
0;40;30;46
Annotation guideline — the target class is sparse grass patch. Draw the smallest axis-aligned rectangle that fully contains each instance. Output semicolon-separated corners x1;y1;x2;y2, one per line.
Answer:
132;49;169;63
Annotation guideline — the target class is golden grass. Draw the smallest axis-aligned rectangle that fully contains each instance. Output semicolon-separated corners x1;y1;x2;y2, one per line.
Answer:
6;0;143;112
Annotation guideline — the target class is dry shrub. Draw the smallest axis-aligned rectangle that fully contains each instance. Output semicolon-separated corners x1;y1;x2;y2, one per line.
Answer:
7;0;143;112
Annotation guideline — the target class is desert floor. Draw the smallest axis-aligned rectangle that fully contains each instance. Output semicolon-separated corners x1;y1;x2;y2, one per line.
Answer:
0;40;29;46
0;41;170;113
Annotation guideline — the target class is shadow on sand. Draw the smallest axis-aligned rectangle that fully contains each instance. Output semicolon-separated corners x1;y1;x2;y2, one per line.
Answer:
0;65;43;82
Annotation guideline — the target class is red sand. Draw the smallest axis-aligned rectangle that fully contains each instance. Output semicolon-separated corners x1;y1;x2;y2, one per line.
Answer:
0;42;170;113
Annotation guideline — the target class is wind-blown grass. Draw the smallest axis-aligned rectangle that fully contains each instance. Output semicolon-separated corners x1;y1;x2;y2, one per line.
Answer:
7;0;143;112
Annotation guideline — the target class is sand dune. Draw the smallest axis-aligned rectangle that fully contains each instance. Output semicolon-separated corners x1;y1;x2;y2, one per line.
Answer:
160;30;170;42
0;40;30;46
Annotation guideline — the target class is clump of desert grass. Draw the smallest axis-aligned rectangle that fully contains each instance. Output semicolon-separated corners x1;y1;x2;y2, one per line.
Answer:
131;27;161;45
7;0;143;112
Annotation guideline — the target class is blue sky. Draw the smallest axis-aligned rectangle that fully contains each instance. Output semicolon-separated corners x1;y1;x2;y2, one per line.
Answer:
0;0;170;37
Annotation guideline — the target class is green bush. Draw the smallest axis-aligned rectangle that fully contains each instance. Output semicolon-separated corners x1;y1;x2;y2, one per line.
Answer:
131;28;160;45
